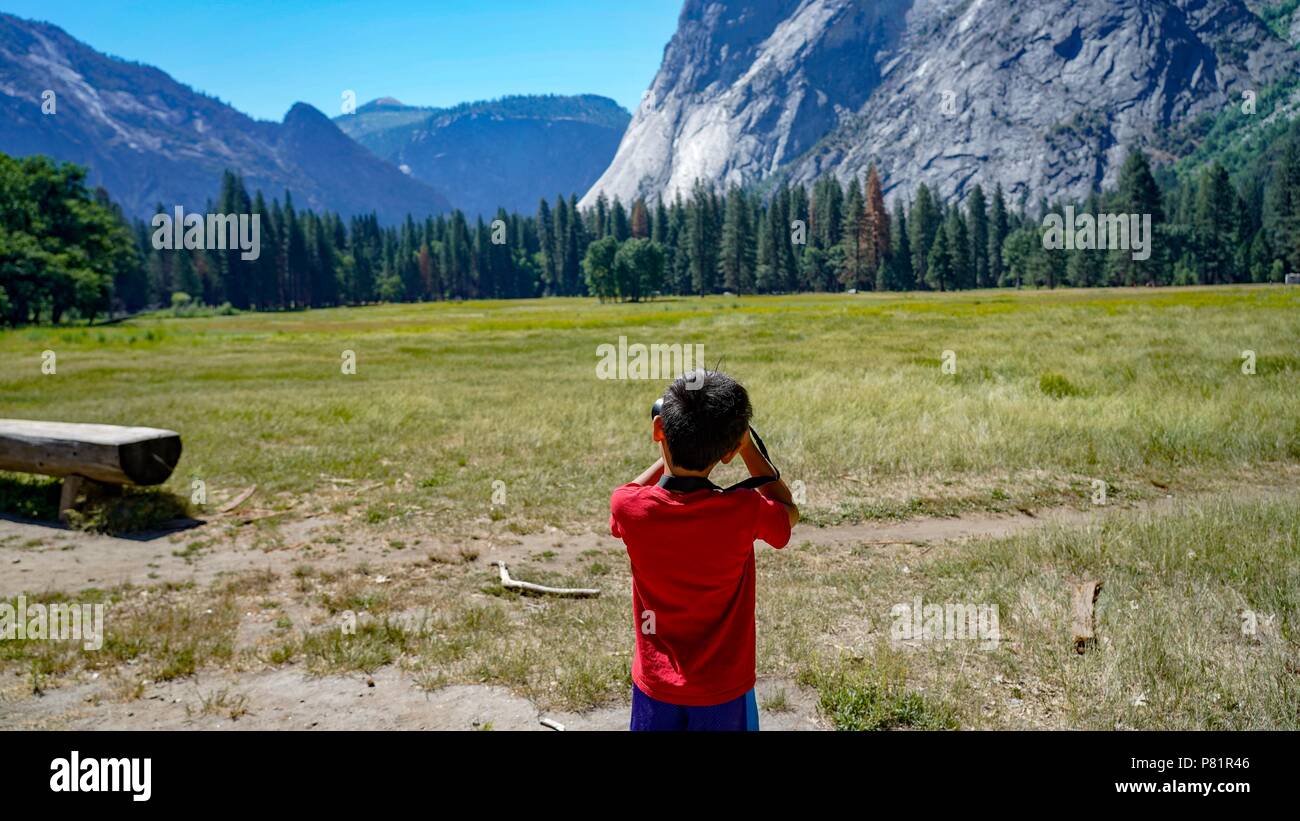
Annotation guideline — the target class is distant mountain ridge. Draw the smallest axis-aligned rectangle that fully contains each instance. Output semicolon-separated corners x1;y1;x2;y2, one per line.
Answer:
0;13;450;222
336;94;630;217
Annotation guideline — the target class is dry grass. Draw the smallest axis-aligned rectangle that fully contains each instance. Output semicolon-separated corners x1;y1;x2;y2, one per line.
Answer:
3;287;1298;728
5;494;1296;728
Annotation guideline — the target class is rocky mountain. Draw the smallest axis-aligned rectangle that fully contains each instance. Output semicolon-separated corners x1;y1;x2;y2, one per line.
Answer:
1244;1;1300;44
583;0;1300;209
336;95;630;217
0;13;450;222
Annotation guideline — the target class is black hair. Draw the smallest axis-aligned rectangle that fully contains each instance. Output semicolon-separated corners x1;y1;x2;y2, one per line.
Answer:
658;370;752;471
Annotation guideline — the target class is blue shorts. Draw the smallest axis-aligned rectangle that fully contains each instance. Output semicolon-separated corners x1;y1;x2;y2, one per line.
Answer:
630;683;759;731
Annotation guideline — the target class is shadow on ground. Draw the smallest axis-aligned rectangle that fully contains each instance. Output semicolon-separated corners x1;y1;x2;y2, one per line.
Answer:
0;473;201;540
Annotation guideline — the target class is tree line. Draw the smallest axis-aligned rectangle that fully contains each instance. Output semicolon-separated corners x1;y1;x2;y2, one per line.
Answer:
4;119;1300;325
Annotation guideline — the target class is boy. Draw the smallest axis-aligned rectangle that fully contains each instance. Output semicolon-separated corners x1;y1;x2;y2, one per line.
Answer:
610;370;799;731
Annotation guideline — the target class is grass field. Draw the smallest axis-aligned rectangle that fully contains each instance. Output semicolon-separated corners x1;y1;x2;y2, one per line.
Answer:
3;286;1299;530
2;285;1299;729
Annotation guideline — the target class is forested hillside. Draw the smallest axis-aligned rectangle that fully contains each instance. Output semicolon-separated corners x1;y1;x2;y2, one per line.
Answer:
5;112;1300;325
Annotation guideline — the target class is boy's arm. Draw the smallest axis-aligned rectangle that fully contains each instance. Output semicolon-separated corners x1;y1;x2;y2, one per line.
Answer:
738;431;799;527
630;457;665;487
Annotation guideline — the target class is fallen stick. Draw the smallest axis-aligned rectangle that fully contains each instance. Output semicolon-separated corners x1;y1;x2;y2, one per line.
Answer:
496;562;600;598
1071;579;1103;654
539;718;566;731
857;539;924;546
217;484;257;513
229;510;284;525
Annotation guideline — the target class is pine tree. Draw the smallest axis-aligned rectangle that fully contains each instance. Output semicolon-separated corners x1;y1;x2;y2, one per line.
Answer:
812;176;843;250
446;210;473;298
630;198;650;239
687;179;718;294
719;186;755;293
755;203;777;293
925;222;953;291
652;196;668;245
966;185;989;288
667;193;691;294
1113;148;1165;286
228;172;253;307
536;198;558;295
245;192;272;308
174;247;200;298
890;202;912;291
1193;163;1239;284
146;205;174;302
609;198;630;241
949;211;971;289
564;194;585;295
988;183;1009;286
838;177;866;289
1265;127;1300;274
493;207;516;297
773;184;799;291
862;164;891;286
283;192;310;308
1067;193;1106;287
592;193;609;240
398;216;420;301
311;212;338;306
788;182;810;282
553;196;570;295
910;184;940;289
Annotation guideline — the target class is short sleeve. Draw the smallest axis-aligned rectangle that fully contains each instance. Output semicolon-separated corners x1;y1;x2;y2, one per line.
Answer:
609;483;638;539
753;492;792;548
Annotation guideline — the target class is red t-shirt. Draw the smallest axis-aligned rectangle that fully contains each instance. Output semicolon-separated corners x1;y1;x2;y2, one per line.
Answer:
609;482;792;706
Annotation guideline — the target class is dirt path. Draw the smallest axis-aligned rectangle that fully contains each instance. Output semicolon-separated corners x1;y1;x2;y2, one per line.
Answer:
0;496;1170;598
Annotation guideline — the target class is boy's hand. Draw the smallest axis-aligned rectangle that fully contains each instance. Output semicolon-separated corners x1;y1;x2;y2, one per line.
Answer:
738;427;798;527
737;428;754;454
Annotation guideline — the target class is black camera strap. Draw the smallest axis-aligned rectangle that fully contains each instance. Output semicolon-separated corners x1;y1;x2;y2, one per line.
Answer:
657;426;780;494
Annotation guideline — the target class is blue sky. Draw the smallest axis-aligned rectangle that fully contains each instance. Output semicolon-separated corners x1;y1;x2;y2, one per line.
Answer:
0;0;681;120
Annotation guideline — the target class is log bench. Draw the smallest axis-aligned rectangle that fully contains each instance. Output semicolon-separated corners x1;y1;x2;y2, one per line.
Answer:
0;419;182;520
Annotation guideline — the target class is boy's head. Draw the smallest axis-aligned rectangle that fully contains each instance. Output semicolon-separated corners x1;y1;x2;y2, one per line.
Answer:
654;370;752;472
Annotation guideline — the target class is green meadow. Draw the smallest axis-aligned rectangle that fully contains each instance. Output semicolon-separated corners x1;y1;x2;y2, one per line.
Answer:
2;285;1298;531
2;285;1299;729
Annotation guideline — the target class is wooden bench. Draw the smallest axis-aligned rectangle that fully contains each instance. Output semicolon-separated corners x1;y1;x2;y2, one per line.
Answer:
0;419;182;519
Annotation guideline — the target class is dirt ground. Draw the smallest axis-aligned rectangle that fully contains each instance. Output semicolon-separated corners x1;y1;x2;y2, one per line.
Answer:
0;664;828;731
1;501;1109;594
0;486;1219;732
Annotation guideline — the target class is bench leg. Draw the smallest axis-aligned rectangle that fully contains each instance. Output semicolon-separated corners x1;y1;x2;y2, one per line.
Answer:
59;475;116;522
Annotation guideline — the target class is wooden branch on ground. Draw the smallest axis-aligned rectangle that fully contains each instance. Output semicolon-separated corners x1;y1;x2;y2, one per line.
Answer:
217;484;257;513
1071;580;1103;654
496;562;600;598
